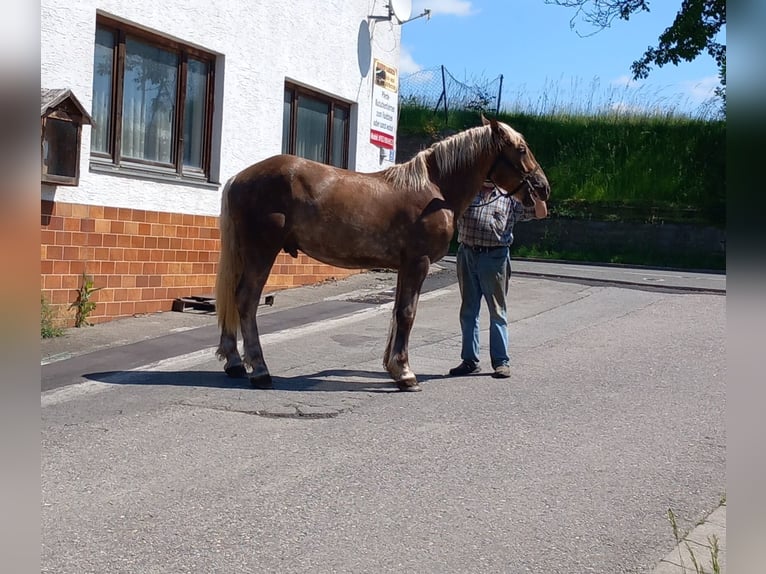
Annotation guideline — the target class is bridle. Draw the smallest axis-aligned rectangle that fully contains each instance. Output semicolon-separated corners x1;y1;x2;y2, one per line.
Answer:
485;148;541;196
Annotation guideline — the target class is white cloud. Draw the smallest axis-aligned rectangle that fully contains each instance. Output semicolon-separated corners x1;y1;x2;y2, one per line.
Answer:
412;0;475;17
398;45;422;75
610;75;641;88
679;75;720;103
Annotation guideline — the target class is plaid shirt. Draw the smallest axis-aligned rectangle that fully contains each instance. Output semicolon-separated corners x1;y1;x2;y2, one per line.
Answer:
456;187;537;247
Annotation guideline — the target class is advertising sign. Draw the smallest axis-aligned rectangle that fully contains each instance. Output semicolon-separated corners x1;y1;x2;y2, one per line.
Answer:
370;59;398;150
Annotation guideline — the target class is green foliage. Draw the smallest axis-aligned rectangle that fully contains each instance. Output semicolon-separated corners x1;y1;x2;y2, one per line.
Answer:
41;294;64;339
70;272;103;328
399;104;726;228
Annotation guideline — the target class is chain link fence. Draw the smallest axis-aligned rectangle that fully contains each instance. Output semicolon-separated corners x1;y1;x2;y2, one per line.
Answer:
399;65;503;125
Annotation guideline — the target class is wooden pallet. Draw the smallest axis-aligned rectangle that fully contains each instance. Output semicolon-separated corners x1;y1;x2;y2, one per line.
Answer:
171;294;276;313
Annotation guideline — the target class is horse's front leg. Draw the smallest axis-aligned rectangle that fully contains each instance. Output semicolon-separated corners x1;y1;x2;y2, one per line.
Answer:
385;257;430;392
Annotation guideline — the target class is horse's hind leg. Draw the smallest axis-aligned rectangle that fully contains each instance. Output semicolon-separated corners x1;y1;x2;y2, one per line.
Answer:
219;329;246;378
237;253;278;389
385;256;430;392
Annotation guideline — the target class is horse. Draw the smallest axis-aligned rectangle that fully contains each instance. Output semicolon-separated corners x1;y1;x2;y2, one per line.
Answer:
215;115;550;392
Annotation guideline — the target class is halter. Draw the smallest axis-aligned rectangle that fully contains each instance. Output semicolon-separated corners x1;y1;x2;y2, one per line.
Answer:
485;149;541;196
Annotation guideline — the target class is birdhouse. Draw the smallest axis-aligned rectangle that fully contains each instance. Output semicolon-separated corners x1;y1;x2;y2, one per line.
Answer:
41;89;92;186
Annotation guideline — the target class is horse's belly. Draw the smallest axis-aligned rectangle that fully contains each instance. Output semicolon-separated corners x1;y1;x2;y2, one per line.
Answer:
299;232;400;269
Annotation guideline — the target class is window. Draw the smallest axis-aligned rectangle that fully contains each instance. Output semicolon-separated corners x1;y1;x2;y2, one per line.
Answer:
91;16;215;180
283;83;350;168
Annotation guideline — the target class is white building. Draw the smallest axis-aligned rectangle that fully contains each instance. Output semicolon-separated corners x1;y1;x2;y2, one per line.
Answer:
40;0;404;324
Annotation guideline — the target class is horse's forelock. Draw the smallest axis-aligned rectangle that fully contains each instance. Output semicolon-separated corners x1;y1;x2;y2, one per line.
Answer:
498;121;524;145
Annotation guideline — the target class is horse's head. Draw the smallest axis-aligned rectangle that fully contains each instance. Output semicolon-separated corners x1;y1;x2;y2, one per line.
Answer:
482;115;550;207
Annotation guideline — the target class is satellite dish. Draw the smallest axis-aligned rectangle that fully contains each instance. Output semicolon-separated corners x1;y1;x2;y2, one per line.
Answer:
389;0;412;23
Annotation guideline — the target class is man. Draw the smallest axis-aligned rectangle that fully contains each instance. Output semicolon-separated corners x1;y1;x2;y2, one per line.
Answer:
449;179;548;378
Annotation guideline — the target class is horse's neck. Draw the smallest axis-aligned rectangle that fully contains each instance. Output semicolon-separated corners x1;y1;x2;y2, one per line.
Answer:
430;159;494;218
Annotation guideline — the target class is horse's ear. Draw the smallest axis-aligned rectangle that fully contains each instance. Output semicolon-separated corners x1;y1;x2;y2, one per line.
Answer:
481;114;490;126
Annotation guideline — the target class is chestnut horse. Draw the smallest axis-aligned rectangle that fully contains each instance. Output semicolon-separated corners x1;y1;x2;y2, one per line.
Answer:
215;116;550;391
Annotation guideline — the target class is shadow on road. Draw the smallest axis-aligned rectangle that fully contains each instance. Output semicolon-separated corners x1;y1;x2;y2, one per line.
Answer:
84;368;450;392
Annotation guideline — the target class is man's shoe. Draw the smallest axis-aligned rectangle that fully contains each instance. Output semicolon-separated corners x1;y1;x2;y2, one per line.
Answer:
448;361;481;376
492;364;511;378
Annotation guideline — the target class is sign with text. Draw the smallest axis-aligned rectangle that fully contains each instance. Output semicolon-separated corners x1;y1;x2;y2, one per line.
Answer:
369;59;398;150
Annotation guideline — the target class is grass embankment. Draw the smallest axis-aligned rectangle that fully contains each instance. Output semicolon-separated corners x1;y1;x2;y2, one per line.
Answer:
399;106;726;270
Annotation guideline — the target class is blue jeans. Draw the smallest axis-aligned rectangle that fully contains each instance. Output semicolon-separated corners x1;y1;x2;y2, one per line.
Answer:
456;244;511;368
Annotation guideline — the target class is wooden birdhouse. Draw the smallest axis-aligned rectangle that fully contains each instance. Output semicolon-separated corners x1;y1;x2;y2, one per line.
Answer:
41;89;92;186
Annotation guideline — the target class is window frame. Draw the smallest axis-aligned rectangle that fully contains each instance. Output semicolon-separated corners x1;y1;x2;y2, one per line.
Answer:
283;82;350;169
90;15;216;182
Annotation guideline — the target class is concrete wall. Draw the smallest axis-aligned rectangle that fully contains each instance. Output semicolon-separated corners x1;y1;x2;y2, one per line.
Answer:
513;218;726;267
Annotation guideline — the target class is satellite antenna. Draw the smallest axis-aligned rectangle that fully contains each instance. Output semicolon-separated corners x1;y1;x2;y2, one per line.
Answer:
389;0;412;23
369;0;430;24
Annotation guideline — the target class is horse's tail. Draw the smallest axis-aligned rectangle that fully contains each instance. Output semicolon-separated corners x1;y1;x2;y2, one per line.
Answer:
215;176;241;335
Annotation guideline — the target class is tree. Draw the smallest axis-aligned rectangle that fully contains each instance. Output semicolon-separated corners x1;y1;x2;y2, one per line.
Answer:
546;1;726;109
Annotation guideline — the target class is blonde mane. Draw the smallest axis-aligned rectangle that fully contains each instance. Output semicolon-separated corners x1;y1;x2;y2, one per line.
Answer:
382;122;524;191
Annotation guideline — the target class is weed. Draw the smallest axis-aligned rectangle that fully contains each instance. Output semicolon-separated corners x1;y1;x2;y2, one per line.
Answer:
667;508;721;574
41;294;64;338
70;272;103;327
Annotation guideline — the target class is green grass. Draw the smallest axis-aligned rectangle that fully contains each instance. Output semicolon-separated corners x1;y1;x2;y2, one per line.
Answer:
667;507;722;574
41;294;64;339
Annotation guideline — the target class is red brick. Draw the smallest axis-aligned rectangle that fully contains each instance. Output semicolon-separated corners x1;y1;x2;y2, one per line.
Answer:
46;216;64;231
54;202;71;216
71;204;89;218
71;232;88;246
87;233;103;247
63;217;80;232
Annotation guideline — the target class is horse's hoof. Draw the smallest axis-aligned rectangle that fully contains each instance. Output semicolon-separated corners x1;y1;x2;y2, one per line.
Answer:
396;379;422;392
225;364;247;378
250;373;273;389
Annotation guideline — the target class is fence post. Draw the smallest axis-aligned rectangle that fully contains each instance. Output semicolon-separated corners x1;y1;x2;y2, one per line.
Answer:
441;65;449;126
496;74;504;115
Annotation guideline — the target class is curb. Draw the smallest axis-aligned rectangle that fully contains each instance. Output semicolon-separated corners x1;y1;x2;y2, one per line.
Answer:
653;504;726;573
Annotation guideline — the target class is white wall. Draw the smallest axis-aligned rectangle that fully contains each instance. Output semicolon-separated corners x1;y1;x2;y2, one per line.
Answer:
40;0;402;215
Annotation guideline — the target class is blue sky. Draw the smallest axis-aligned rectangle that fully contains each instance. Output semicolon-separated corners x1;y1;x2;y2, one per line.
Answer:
397;0;724;116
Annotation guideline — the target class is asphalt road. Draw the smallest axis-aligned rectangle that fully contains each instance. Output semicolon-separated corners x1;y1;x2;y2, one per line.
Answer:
41;262;726;573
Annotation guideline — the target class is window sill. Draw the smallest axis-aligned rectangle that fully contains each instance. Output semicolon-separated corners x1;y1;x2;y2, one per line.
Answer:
89;160;220;189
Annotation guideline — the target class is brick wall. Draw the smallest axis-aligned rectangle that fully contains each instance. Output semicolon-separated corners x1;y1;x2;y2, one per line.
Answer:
41;200;358;326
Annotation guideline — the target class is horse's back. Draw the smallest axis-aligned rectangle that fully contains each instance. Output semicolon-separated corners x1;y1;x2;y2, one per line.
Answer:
234;154;341;187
